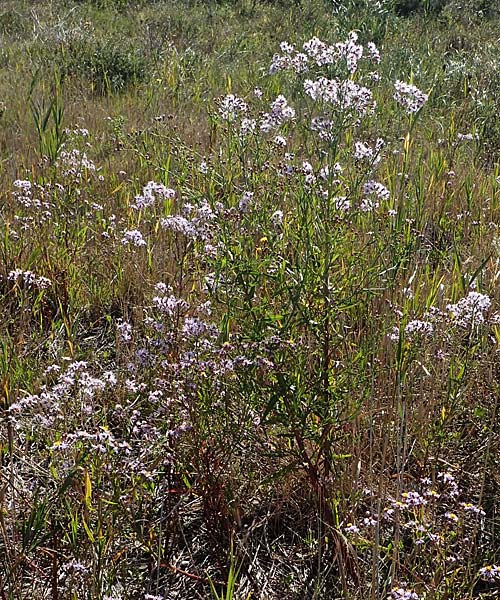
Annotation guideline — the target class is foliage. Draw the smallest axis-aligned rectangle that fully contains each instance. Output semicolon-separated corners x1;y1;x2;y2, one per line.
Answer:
1;1;500;599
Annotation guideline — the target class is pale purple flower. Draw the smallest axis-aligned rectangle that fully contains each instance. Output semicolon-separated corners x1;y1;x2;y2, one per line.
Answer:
394;81;428;114
401;491;427;507
388;326;400;342
8;269;52;289
182;317;218;339
461;503;485;516
303;37;334;66
446;291;491;327
311;116;335;141
354;138;385;165
335;31;363;73
444;511;459;523
405;320;434;337
334;196;350;211
133;181;175;210
305;78;374;115
367;42;381;64
479;565;500;582
343;523;360;534
152;292;189;317
121;229;147;247
161;215;197;239
240;118;257;137
218;94;248;120
260;95;295;132
117;320;133;342
363;180;390;201
390;587;419;600
240;191;255;212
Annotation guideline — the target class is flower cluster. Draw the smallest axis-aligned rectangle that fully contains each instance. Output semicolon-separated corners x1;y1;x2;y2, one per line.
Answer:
11;179;54;228
218;94;248;120
446;291;491;328
304;77;374;116
161;198;219;244
394;81;428;114
121;229;147;247
354;138;385;165
132;181;176;210
479;565;500;582
360;180;390;211
7;269;52;289
260;95;296;133
270;32;379;75
404;319;434;337
389;290;494;344
56;148;98;181
390;588;419;600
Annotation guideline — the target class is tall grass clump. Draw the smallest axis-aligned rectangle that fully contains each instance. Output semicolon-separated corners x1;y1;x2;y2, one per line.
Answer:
1;1;500;599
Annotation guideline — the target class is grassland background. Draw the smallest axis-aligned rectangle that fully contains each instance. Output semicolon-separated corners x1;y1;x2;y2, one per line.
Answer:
1;0;500;598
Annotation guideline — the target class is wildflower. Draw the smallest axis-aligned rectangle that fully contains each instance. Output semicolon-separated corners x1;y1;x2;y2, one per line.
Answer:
270;42;309;73
333;196;350;211
336;31;363;73
456;132;476;142
240;117;257;137
461;503;485;516
444;511;459;523
362;514;377;527
239;191;255;212
479;565;500;582
424;489;441;499
116;320;133;343
280;41;295;54
354;138;385;165
363;180;390;201
260;95;295;132
305;78;374;116
311;116;335;141
121;229;147;247
152;292;189;317
161;215;197;239
401;491;427;507
8;269;52;289
271;210;284;226
446;291;492;328
390;587;419;599
13;179;32;194
388;327;400;342
404;320;434;337
394;81;428;114
344;523;360;534
133;181;175;210
199;160;209;173
182;317;218;339
367;41;381;64
218;94;248;120
303;36;334;66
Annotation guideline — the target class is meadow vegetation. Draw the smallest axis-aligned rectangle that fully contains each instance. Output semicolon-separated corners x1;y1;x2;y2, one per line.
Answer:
1;0;500;598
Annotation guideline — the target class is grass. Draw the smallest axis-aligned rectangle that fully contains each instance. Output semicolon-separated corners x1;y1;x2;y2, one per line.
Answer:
1;0;500;598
